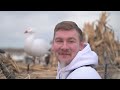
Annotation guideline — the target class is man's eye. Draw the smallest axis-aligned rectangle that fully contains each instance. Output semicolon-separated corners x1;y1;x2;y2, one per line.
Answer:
69;41;74;43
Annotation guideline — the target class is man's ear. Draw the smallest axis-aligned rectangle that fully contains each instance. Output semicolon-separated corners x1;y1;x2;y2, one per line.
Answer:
79;41;84;51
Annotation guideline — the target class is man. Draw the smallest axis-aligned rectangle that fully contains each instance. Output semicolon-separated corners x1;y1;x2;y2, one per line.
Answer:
52;21;101;79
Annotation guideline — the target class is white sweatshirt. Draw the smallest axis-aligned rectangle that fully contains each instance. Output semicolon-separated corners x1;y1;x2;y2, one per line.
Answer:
56;43;101;79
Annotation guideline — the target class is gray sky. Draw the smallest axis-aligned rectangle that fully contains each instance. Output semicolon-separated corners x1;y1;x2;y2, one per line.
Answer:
0;11;120;48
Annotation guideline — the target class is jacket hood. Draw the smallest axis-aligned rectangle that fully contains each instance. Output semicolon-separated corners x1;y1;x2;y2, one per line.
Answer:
57;43;98;72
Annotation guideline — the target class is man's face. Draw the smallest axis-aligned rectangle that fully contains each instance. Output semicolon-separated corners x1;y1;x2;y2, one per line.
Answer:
52;29;83;66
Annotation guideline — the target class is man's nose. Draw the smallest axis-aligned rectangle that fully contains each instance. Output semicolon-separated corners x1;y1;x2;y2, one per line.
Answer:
61;42;68;50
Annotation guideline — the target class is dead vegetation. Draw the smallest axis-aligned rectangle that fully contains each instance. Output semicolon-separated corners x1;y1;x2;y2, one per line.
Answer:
83;12;120;65
0;50;57;79
0;52;19;79
83;12;120;79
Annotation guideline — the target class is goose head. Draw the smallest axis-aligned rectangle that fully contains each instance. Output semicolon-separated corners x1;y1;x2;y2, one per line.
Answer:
24;27;35;34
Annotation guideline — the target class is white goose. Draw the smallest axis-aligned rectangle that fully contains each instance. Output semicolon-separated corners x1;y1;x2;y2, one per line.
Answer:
24;27;51;65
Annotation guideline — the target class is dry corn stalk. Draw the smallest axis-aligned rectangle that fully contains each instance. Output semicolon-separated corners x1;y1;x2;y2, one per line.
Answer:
0;54;16;79
2;53;20;73
83;11;120;69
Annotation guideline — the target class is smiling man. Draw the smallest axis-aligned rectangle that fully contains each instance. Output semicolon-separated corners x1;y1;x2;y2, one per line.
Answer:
52;21;101;79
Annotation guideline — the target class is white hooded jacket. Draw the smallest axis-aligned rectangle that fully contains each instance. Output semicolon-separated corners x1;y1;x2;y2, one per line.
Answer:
56;43;101;79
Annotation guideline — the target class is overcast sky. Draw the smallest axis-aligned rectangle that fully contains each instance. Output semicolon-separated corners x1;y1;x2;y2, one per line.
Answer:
0;11;120;48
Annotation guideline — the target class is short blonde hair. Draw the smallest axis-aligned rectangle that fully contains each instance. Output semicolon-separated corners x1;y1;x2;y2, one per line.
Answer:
54;21;83;41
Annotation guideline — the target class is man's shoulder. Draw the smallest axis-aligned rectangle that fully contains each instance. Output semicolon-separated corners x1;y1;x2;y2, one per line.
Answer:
67;66;102;79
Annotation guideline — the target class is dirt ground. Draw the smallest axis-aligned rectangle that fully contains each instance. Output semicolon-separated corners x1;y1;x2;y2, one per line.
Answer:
0;62;57;79
1;60;120;79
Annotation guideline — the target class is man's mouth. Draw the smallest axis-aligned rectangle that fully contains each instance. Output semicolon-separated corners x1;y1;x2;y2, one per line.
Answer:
59;52;71;55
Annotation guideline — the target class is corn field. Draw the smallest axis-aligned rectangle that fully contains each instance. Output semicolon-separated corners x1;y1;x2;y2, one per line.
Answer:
83;12;120;79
